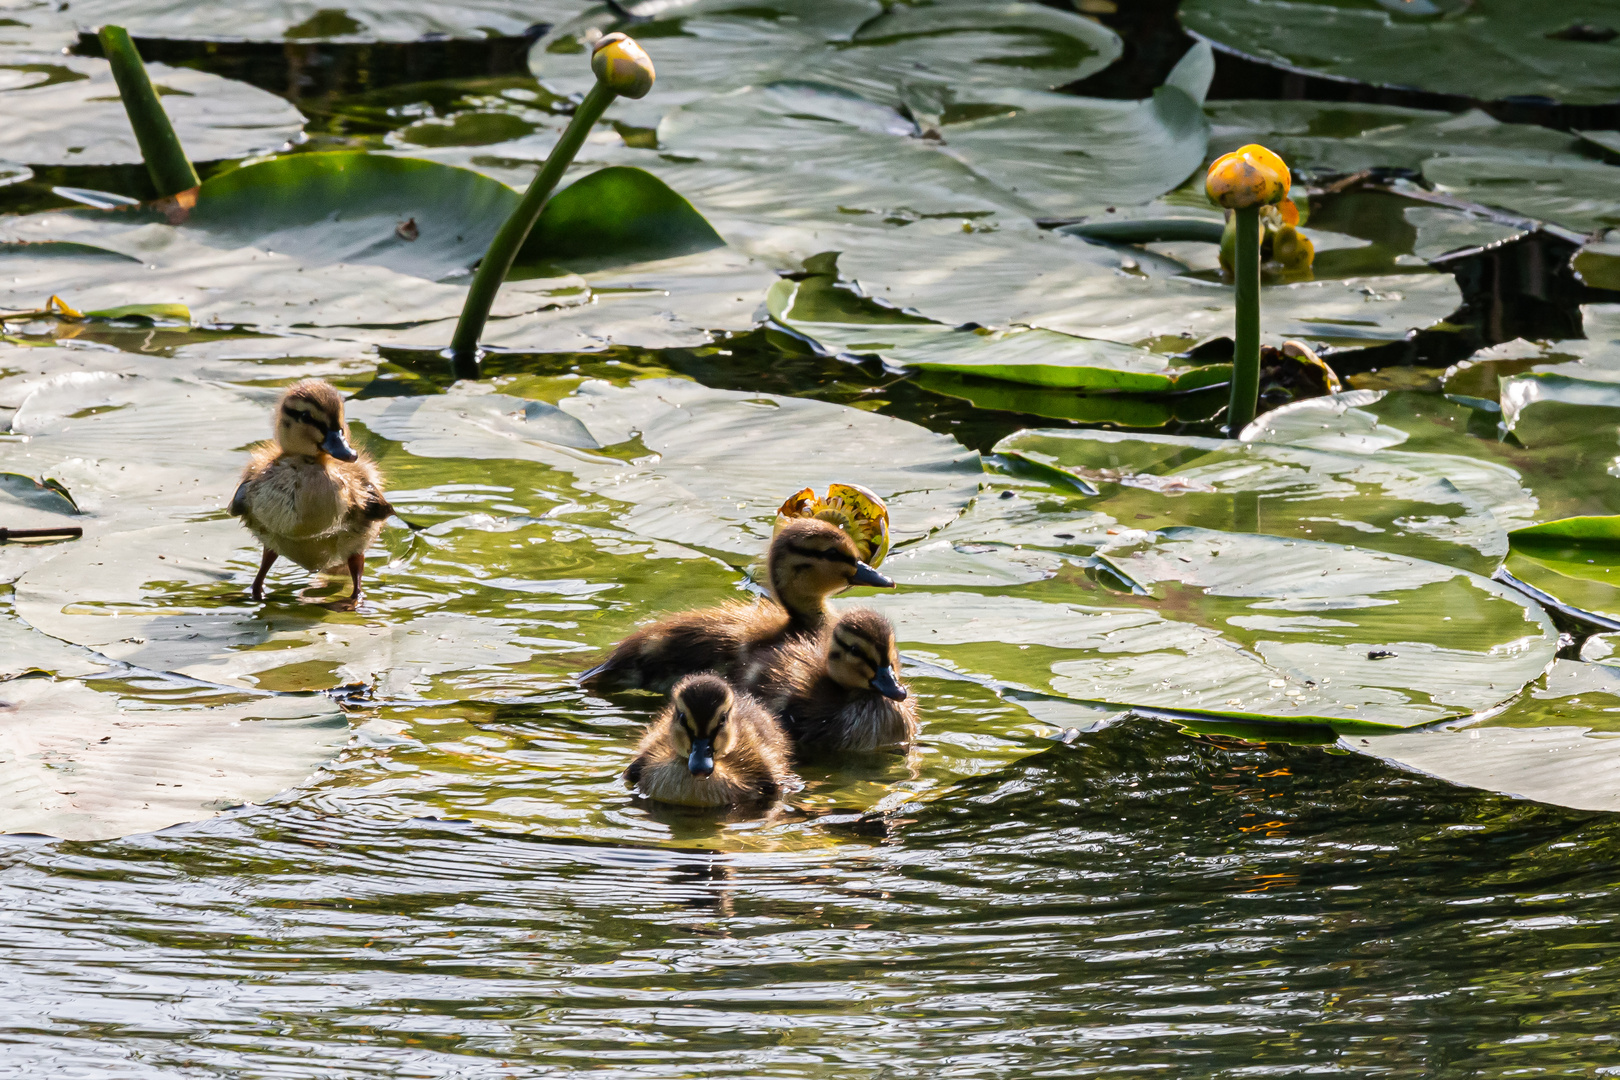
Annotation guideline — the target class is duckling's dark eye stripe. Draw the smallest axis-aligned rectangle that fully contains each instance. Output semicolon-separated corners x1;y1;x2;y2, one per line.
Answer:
282;405;331;435
785;542;856;567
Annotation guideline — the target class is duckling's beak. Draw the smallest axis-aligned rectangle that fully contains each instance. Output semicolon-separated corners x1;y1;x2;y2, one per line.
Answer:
687;738;715;779
852;561;894;588
869;665;907;701
321;427;359;462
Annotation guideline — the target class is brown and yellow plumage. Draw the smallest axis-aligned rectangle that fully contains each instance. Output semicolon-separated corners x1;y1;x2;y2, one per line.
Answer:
230;378;391;608
748;607;918;755
581;517;893;694
624;673;797;808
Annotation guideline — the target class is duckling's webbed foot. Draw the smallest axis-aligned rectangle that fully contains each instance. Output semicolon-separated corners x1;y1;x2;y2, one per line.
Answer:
250;548;278;601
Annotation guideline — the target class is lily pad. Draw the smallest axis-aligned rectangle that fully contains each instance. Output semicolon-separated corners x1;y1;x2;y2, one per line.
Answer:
830;219;1463;352
66;0;586;41
1355;723;1620;814
1182;0;1620;106
1504;516;1620;626
0;675;348;841
769;273;1230;392
0;56;303;168
348;376;982;557
534;0;1122;127
862;519;1555;732
996;415;1534;573
0;155;742;340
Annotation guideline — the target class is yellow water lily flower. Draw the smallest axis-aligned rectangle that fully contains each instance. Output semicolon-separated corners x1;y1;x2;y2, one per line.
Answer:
1206;144;1291;209
592;32;656;99
776;482;891;566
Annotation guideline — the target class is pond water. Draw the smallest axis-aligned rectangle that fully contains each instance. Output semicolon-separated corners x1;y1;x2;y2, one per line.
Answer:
6;0;1620;1074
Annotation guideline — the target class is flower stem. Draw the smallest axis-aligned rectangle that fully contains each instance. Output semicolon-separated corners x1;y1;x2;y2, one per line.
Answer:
99;25;199;198
448;81;616;374
1228;204;1261;435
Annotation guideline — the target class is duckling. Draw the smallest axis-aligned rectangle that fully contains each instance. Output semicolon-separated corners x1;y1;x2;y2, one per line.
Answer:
229;378;392;609
624;673;797;808
750;607;918;755
581;517;893;694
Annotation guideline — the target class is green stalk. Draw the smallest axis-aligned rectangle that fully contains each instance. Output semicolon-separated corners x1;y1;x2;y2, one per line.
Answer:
98;25;199;198
448;82;616;372
1227;204;1261;434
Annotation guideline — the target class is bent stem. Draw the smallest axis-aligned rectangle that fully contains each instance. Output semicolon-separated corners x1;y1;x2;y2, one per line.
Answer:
99;25;199;198
448;81;615;374
1228;204;1261;434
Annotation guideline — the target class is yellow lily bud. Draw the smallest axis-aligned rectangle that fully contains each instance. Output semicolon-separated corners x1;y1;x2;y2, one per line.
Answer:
1206;143;1291;210
591;32;655;99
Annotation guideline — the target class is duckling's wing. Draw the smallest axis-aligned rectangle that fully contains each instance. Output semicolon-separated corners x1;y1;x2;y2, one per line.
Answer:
228;481;250;517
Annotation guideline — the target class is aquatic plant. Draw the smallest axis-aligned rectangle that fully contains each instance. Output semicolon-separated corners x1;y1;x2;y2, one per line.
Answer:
448;32;656;371
1206;142;1291;433
97;25;199;199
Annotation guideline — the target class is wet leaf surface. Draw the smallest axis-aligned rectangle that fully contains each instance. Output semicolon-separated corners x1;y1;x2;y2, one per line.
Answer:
1184;0;1620;106
0;57;304;167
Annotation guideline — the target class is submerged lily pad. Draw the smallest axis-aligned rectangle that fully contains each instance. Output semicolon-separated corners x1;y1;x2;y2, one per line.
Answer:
1183;0;1620;106
0;676;348;841
0;56;303;168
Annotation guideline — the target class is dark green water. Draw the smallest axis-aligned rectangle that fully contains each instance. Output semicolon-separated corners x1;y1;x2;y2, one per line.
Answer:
6;721;1619;1076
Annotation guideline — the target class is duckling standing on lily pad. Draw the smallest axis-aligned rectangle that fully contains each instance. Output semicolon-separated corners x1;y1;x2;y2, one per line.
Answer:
230;379;392;609
625;673;798;808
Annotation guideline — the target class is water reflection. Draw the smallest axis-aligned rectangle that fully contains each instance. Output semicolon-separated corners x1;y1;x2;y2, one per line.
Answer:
3;717;1617;1075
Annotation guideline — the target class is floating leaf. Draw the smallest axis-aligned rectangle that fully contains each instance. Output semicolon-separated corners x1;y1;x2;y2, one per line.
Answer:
0;56;302;168
0;473;80;514
67;0;583;41
1183;0;1620;106
769;272;1230;392
0;675;348;840
863;520;1555;732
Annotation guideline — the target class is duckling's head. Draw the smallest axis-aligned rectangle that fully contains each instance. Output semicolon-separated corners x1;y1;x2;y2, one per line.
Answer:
274;379;358;462
667;673;740;779
768;518;893;617
826;608;908;701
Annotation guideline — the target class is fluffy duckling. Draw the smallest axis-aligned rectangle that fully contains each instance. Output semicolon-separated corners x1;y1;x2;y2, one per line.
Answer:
624;673;797;808
230;378;391;608
581;517;893;694
750;607;918;755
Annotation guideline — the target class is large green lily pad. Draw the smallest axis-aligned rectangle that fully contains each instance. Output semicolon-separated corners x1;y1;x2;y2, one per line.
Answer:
1182;0;1620;106
829;219;1462;351
769;272;1231;392
0;154;757;343
862;509;1555;731
0;675;348;841
997;412;1533;574
533;0;1122;127
67;0;587;41
0;56;303;168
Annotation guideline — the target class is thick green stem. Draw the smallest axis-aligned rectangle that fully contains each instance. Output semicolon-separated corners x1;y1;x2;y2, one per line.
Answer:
99;25;199;198
1227;204;1261;435
449;82;616;370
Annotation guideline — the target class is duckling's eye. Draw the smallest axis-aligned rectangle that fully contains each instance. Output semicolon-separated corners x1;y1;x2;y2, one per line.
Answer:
828;648;844;660
674;709;686;724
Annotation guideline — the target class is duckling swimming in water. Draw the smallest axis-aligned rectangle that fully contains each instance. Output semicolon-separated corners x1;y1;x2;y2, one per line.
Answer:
230;378;391;609
749;607;918;755
581;517;893;694
624;673;797;808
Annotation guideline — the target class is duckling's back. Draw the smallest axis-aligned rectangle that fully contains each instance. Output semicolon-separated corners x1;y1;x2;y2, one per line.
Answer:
581;599;792;694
